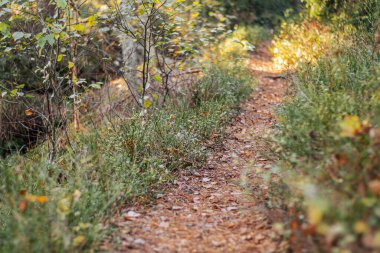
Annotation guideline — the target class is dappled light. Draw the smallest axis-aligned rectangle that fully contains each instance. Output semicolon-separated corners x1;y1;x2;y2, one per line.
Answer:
1;0;380;252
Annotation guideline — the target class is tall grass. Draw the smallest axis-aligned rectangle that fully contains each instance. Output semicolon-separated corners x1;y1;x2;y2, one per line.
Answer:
271;25;380;251
0;64;252;252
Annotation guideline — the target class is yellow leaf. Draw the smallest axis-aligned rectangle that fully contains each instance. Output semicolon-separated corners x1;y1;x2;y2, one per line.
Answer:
78;222;92;230
73;189;81;202
374;231;380;247
72;24;85;32
68;61;75;69
57;197;71;216
340;115;361;137
87;15;97;27
73;235;86;247
308;206;323;225
36;196;48;203
354;220;369;234
24;108;34;116
25;194;48;204
144;99;152;108
72;75;78;85
138;5;145;16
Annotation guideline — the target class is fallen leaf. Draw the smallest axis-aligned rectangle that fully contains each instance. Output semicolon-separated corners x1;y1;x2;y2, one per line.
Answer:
25;194;48;204
19;189;27;196
254;234;265;244
172;206;182;210
18;200;28;213
133;238;146;245
211;240;225;247
24;109;33;116
73;190;81;202
202;177;211;182
369;180;380;196
73;235;86;247
57;197;71;216
159;222;170;228
354;220;369;234
340;115;362;137
126;211;141;218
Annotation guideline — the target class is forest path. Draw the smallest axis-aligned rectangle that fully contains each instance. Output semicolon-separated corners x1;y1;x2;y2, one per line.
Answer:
106;42;288;253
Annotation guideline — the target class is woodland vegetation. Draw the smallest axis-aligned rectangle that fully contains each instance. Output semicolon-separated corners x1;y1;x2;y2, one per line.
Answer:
1;0;380;252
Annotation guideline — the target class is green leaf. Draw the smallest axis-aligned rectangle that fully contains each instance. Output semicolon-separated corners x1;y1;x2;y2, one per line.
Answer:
46;34;55;46
12;31;24;41
10;89;17;97
0;22;9;35
56;0;67;9
138;6;146;16
37;34;47;48
90;82;102;89
153;75;162;82
57;54;63;62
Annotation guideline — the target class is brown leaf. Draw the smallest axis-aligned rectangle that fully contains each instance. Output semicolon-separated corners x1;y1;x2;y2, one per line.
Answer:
18;200;28;213
24;108;34;116
369;180;380;196
172;206;182;210
19;189;27;196
334;154;348;165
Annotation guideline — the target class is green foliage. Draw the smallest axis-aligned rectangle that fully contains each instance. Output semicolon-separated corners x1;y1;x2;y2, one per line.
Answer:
272;19;354;69
302;0;380;22
232;25;272;45
271;0;380;69
0;63;252;252
272;25;380;252
218;0;299;26
301;0;347;18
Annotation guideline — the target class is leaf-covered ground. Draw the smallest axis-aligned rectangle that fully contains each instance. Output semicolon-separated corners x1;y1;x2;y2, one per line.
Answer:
102;42;289;253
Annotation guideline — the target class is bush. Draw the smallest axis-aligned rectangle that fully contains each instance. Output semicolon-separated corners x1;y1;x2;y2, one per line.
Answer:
272;19;354;69
271;33;380;251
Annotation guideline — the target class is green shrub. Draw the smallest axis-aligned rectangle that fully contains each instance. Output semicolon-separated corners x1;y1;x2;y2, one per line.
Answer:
271;34;380;251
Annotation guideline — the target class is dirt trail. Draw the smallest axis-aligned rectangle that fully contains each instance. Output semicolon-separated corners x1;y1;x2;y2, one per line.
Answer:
106;43;289;253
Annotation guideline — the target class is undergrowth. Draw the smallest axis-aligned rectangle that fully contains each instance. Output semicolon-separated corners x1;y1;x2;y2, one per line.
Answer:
272;18;355;69
264;6;380;252
0;63;252;252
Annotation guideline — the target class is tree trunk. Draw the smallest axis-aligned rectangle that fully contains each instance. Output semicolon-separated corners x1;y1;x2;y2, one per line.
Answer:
70;0;80;131
120;0;140;78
